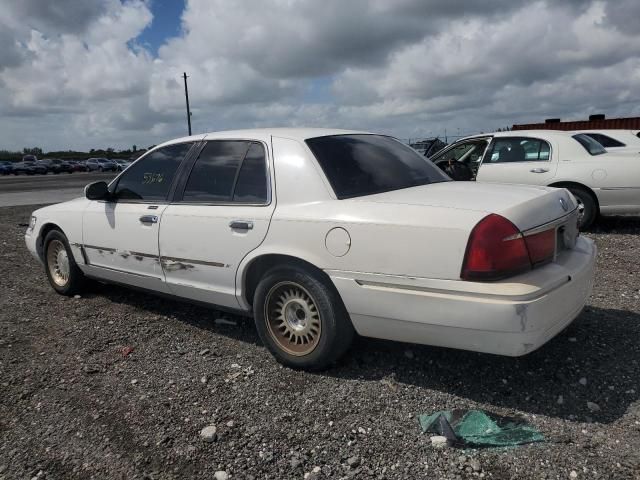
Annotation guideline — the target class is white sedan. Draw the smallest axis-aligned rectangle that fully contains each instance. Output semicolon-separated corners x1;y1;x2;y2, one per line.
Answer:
25;129;596;370
431;130;640;228
572;129;640;155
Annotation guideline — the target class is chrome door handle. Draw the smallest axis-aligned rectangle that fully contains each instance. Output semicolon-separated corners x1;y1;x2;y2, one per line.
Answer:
229;220;254;230
530;168;549;173
139;215;158;224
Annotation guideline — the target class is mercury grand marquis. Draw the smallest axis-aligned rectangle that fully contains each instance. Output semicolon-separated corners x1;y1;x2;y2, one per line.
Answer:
25;129;597;370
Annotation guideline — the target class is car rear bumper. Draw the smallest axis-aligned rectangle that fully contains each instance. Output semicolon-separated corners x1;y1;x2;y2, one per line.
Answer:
327;236;596;356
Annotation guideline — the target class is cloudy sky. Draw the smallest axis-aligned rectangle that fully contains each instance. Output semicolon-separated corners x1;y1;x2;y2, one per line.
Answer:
1;0;639;152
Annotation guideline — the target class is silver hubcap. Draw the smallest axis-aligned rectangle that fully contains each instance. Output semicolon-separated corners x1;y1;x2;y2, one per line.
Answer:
265;282;321;356
47;239;70;287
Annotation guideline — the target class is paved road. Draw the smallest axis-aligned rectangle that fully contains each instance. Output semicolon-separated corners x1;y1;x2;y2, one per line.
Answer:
0;172;117;206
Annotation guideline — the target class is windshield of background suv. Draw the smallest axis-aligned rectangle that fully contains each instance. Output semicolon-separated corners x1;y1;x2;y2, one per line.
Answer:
573;134;606;155
306;134;450;199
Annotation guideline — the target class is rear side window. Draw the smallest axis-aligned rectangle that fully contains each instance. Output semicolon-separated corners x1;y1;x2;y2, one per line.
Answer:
114;143;193;201
233;143;268;203
584;133;625;148
573;134;606;155
305;134;449;199
485;137;550;163
182;141;269;204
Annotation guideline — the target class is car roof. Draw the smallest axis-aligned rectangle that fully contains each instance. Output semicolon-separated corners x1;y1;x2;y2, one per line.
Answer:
458;129;585;142
156;128;373;149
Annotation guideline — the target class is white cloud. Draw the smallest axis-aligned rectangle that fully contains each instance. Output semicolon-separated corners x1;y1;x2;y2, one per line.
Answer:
0;0;639;151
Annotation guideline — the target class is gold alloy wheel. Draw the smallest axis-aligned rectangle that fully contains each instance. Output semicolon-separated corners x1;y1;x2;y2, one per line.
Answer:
264;281;322;356
46;239;70;287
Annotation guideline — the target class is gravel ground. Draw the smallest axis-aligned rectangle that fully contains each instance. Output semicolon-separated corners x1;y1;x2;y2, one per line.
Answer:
1;205;639;480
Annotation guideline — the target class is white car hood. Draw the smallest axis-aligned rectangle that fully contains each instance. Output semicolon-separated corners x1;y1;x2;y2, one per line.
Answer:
353;182;576;231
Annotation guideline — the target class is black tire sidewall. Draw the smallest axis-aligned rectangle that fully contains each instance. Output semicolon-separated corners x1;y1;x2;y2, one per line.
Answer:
253;266;353;370
43;230;84;295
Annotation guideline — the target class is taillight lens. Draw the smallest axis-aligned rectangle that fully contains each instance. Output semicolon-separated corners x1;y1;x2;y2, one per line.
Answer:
461;214;531;280
524;229;555;265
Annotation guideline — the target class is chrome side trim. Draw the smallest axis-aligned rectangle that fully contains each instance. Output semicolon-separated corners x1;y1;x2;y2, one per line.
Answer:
83;244;117;253
160;256;225;268
80;244;225;268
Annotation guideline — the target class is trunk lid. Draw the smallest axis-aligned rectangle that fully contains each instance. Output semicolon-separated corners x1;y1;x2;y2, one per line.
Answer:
358;182;577;231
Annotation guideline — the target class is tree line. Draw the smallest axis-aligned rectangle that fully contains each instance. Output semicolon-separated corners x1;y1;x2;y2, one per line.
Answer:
0;145;152;162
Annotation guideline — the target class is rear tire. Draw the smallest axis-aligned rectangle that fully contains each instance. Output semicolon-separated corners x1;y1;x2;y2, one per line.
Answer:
253;265;354;370
568;187;597;230
43;230;86;296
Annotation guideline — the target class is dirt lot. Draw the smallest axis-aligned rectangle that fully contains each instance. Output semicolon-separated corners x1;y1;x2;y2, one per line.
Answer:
1;205;639;480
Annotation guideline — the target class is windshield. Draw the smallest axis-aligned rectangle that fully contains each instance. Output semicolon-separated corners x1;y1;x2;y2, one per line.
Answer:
305;134;449;199
573;134;606;156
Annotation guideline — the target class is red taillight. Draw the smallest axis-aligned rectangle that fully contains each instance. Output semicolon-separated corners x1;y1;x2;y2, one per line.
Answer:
461;214;531;280
524;229;555;265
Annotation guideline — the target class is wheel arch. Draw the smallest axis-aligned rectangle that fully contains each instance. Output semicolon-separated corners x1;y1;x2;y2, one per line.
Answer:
36;222;63;261
240;253;335;309
548;181;600;211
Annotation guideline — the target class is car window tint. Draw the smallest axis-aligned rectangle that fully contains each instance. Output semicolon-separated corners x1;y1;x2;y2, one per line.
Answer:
183;141;250;202
573;134;606;155
487;137;550;163
584;133;625;148
306;134;449;199
233;143;268;203
114;143;192;201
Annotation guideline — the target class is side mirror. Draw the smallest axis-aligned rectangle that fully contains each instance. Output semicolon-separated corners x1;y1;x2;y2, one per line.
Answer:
85;181;110;201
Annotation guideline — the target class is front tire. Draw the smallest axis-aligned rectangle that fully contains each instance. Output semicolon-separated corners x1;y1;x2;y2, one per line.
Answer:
569;187;597;230
43;230;86;295
253;265;354;370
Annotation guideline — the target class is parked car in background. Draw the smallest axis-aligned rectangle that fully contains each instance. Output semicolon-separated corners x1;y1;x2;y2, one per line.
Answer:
66;160;87;172
12;161;36;175
40;158;73;174
22;154;38;162
85;158;118;172
429;130;640;228
114;159;131;171
27;160;48;175
0;160;14;175
572;130;640;154
25;128;596;370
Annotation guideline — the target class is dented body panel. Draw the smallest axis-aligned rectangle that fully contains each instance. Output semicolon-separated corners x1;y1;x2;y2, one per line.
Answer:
26;128;597;358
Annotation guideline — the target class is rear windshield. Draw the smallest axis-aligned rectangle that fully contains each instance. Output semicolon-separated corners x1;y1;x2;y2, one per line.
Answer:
305;134;449;199
584;133;625;148
573;134;606;156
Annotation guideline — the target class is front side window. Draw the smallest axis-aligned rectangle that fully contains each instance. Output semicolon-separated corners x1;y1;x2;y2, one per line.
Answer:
584;133;625;148
573;134;606;156
113;143;193;201
485;137;550;163
182;140;268;204
305;134;449;199
432;140;487;165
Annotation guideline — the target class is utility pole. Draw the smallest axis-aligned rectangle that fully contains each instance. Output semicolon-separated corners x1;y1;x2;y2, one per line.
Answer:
182;72;192;136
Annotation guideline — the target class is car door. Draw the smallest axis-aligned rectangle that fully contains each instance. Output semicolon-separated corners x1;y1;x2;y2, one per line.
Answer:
82;142;195;292
430;138;491;179
476;135;559;185
159;139;275;308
